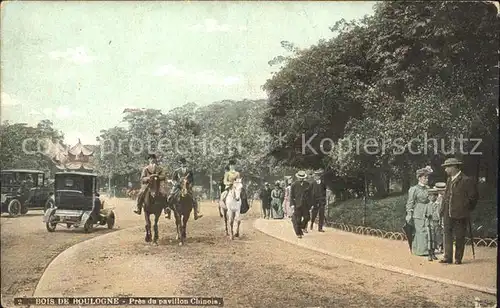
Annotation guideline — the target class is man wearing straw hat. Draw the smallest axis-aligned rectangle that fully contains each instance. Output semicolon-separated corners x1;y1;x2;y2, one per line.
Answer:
290;170;311;238
439;158;479;264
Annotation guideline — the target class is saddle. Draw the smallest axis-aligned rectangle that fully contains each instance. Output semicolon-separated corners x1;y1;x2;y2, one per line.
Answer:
220;187;249;214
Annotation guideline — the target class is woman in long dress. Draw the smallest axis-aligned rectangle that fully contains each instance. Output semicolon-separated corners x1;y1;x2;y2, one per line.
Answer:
270;181;284;219
405;166;433;256
282;178;292;218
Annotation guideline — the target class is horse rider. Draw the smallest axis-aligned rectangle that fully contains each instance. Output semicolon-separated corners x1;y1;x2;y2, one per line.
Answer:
133;153;166;215
222;159;242;203
165;157;203;220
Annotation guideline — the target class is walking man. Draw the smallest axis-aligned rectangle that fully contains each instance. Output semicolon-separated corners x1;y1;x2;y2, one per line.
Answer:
133;154;166;215
439;158;479;264
259;182;272;219
290;170;311;238
310;169;326;232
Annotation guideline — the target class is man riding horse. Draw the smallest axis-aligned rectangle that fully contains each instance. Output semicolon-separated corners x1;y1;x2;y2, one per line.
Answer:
133;153;166;215
165;157;202;220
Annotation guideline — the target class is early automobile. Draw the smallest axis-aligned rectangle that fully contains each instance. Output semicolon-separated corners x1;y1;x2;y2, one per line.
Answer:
43;172;115;233
1;169;52;216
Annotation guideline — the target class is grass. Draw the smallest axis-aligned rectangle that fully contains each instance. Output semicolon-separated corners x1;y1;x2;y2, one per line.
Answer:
327;194;498;238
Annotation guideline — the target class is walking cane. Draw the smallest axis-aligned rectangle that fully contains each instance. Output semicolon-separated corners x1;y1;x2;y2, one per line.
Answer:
468;219;475;260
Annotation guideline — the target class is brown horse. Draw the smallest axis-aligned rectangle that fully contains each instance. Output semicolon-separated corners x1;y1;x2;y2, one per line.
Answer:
143;175;166;244
169;178;193;246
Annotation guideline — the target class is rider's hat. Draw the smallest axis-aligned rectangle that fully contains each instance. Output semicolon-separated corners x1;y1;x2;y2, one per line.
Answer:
228;158;236;165
179;157;187;164
147;153;157;160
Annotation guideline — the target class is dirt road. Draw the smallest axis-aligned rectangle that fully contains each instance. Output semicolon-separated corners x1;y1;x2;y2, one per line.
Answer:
0;198;139;307
30;200;496;308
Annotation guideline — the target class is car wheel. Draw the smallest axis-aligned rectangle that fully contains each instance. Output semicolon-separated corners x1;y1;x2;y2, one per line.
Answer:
107;212;115;229
8;199;21;217
46;213;57;232
83;217;93;233
21;204;29;215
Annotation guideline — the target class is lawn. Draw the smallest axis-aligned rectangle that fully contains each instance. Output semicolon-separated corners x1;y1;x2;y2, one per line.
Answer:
327;194;498;239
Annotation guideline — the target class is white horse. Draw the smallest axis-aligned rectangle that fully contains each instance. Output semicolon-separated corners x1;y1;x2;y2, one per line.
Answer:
219;178;243;240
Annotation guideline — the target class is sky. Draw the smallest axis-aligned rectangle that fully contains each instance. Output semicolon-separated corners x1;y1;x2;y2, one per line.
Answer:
1;1;376;145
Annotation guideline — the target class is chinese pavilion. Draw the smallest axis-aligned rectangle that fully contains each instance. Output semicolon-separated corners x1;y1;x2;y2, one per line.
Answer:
53;139;95;172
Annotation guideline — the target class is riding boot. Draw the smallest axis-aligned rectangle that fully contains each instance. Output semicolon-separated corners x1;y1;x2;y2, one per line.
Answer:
193;198;203;220
134;192;144;215
164;195;173;219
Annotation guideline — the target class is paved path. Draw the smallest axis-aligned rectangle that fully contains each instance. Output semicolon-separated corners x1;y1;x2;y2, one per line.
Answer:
30;201;497;307
254;218;497;295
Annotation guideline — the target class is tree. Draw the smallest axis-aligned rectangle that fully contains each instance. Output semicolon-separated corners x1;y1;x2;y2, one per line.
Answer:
0;120;65;173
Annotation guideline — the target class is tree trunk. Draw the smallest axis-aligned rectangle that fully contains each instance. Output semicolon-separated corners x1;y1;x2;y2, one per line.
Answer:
372;172;389;198
209;170;213;201
401;166;411;193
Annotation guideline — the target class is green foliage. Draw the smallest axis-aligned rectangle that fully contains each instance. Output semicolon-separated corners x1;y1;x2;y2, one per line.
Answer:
93;99;285;183
263;1;499;193
328;193;497;237
0;120;65;172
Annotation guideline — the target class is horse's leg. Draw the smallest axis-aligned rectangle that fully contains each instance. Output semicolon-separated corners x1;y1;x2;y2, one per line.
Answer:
181;212;189;244
174;210;182;243
223;209;229;236
235;213;241;237
229;210;235;240
144;212;152;243
153;212;160;245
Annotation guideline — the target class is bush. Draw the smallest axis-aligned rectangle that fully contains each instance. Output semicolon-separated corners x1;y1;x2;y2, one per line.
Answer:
328;194;497;238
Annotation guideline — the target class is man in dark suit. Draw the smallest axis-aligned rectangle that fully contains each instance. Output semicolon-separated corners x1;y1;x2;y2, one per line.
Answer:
310;169;327;232
166;157;202;220
259;182;272;218
439;158;479;265
290;170;311;238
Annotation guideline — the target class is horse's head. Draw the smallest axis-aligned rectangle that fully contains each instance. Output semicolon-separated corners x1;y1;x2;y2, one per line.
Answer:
180;177;189;197
150;175;160;197
232;178;243;201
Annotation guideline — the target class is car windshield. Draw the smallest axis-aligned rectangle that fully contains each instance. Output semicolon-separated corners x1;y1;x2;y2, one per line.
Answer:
1;172;40;187
1;173;17;186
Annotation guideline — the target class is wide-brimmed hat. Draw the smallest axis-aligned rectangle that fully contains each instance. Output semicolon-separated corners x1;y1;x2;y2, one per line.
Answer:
275;181;281;186
434;182;446;191
264;182;269;186
179;157;187;163
314;169;324;175
416;166;433;178
441;158;463;167
147;153;157;160
296;170;307;179
428;188;439;194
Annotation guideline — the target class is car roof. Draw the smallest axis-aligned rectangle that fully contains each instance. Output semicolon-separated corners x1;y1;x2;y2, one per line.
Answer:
55;172;98;177
1;169;45;174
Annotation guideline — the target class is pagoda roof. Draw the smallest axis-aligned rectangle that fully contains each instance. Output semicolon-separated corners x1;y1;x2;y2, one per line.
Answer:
61;162;94;170
68;139;94;156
